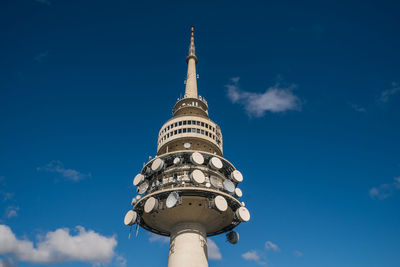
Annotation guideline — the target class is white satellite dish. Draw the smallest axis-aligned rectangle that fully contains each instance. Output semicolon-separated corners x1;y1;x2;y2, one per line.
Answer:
235;188;243;198
166;191;179;208
184;143;191;149
124;210;137;226
190;169;205;184
226;231;239;244
173;157;181;165
209;157;223;170
137;181;149;194
144;197;159;213
213;195;228;212
190;152;204;165
223;179;235;193
151;158;164;172
210;176;223;189
205;182;211;188
231;170;243;183
133;174;145;186
235;207;250;222
135;195;141;200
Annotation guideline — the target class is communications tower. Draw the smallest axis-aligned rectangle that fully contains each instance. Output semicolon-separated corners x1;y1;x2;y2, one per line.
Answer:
124;26;251;267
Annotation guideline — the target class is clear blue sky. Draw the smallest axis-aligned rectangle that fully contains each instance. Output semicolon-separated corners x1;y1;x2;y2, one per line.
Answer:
1;0;400;266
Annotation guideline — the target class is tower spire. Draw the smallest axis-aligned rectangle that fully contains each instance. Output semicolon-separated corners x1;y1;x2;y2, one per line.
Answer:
184;26;198;98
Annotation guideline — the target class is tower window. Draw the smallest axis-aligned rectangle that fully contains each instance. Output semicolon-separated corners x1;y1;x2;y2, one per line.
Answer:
196;121;200;126
183;128;187;133
201;130;204;134
197;129;200;133
179;121;182;126
183;121;187;125
201;122;204;127
175;123;177;127
193;128;196;133
174;130;177;135
188;128;191;132
205;124;208;129
171;124;174;129
188;121;192;125
192;120;196;125
178;129;182;133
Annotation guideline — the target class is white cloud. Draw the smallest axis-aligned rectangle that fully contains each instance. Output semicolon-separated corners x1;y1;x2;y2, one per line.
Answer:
370;177;400;199
379;82;400;103
265;241;280;252
0;258;17;267
293;250;303;257
207;239;222;260
242;250;266;265
37;160;90;182
226;77;302;117
5;207;19;219
148;233;169;243
0;224;117;265
115;255;127;267
349;103;367;113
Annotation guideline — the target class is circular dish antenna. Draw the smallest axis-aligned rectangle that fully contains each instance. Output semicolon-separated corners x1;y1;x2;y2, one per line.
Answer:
235;207;250;222
213;195;228;212
133;174;145;186
223;179;235;193
226;231;239;244
190;152;204;165
235;188;243;198
151;158;164;172
184;143;191;149
173;157;181;165
231;170;243;183
210;176;223;189
205;182;211;188
190;169;205;184
209;157;223;170
144;197;159;213
124;210;137;226
166;191;179;208
137;181;149;194
135;195;141;200
144;167;151;175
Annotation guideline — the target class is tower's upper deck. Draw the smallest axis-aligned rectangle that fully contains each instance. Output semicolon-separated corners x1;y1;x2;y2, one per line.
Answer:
157;27;223;156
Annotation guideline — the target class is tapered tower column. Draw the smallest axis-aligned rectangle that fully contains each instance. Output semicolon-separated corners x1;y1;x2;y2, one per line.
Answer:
184;26;198;98
168;222;208;267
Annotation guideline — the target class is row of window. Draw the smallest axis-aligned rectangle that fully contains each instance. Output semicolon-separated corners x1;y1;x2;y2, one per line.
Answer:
158;127;221;145
160;120;216;137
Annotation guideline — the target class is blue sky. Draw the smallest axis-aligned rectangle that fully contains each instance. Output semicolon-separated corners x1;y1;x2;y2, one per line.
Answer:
1;0;400;266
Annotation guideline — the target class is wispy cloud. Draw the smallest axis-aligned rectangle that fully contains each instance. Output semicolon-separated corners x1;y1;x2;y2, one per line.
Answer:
265;241;280;252
0;224;117;265
35;0;51;5
34;51;49;63
5;206;19;219
226;77;302;117
37;160;90;182
349;103;367;113
115;255;127;267
148;233;169;243
0;258;17;267
293;250;303;257
242;250;266;265
378;82;400;103
207;239;222;260
369;177;400;199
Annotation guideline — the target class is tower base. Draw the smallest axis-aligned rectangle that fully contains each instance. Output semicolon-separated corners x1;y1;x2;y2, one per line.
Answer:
168;222;208;267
